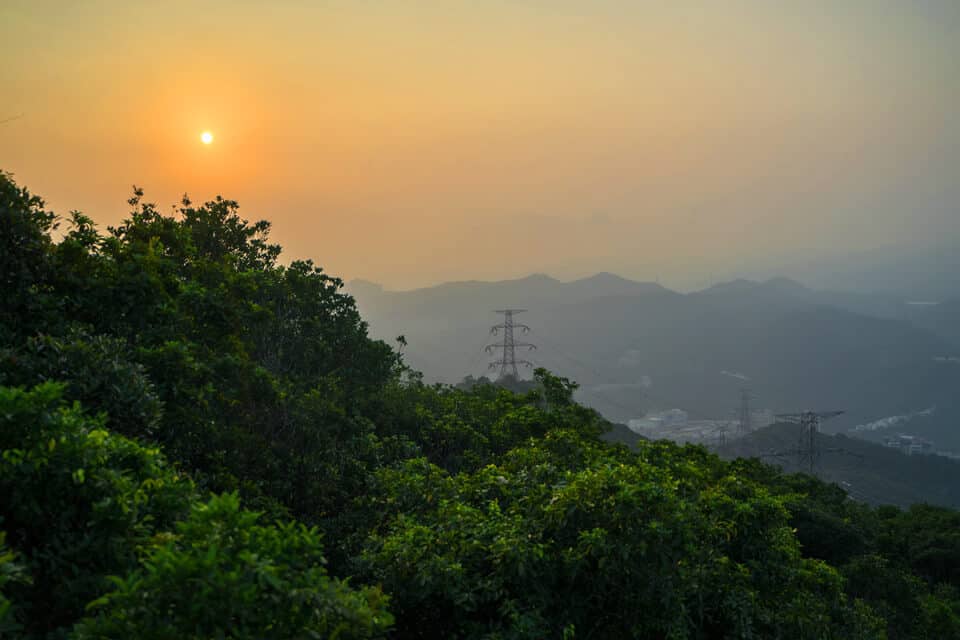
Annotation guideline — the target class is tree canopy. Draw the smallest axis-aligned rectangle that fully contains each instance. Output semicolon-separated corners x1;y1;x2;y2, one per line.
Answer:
1;170;959;638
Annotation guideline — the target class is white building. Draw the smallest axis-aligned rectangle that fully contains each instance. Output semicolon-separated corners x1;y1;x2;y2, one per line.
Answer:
883;434;934;455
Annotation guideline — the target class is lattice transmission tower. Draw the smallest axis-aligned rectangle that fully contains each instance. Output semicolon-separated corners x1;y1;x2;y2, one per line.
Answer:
769;410;855;475
716;423;729;447
485;309;536;379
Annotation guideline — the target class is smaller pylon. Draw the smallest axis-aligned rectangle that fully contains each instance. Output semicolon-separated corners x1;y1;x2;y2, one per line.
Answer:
737;388;753;436
772;410;847;475
716;425;728;447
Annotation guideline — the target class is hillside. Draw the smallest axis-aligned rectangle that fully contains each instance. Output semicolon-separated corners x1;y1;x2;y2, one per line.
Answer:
350;275;960;448
717;422;960;509
4;172;960;639
910;297;960;347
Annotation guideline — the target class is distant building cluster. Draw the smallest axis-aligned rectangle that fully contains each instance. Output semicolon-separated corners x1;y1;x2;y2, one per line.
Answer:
882;435;960;460
628;407;775;436
752;409;776;429
628;409;688;431
883;434;934;456
626;407;779;446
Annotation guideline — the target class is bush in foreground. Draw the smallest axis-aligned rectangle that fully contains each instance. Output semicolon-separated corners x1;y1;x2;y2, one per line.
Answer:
75;493;392;640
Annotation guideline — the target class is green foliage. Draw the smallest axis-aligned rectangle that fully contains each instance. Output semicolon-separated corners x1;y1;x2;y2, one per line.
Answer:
735;459;960;639
75;493;391;640
361;431;882;639
734;461;878;566
0;171;58;342
878;504;960;587
0;331;164;440
0;383;196;637
0;173;400;524
373;369;606;475
916;584;960;639
0;531;27;636
3;171;960;638
843;554;923;638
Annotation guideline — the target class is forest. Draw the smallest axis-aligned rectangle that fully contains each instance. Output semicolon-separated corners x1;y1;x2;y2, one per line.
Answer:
2;171;960;639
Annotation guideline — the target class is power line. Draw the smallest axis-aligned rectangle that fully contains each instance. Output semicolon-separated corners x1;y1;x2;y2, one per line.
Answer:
462;328;497;379
766;411;862;475
472;315;636;413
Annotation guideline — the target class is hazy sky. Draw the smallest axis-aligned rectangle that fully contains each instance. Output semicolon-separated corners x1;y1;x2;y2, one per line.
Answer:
2;1;958;290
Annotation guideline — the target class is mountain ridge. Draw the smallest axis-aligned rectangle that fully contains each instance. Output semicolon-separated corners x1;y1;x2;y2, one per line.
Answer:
347;271;667;296
348;270;960;450
717;422;960;509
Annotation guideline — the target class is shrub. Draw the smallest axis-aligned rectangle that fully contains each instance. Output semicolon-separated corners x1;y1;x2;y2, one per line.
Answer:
0;383;195;637
76;493;392;640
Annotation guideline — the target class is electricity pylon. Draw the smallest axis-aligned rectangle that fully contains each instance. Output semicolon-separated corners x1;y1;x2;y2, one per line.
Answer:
716;423;729;447
485;309;536;379
770;410;851;475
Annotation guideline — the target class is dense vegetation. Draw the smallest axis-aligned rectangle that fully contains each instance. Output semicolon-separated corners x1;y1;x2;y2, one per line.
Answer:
1;171;959;638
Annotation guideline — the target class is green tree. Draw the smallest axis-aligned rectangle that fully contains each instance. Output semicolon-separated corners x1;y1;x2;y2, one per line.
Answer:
361;430;883;639
75;493;392;640
0;532;27;637
0;383;196;638
0;331;164;441
878;504;960;587
916;584;960;639
7;171;960;638
0;171;58;341
0;172;401;526
842;554;923;638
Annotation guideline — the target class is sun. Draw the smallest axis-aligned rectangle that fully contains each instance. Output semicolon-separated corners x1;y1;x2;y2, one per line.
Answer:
201;131;213;145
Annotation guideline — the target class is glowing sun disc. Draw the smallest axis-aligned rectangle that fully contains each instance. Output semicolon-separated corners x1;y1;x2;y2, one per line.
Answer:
201;131;213;144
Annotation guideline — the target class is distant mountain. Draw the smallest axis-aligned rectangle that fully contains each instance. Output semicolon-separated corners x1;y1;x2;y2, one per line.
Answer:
717;422;960;509
698;278;960;348
561;272;670;298
348;272;960;448
909;298;960;347
779;243;960;301
349;272;670;315
347;273;674;344
698;277;812;299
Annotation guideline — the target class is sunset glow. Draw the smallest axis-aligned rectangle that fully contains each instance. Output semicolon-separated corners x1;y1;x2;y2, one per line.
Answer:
4;3;960;637
1;1;958;290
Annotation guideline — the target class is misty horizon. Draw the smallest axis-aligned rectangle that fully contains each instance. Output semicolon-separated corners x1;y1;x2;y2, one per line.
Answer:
4;0;959;294
346;258;959;299
4;2;960;635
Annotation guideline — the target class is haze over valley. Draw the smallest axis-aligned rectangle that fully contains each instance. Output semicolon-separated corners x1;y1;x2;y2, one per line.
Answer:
351;271;960;451
4;1;960;637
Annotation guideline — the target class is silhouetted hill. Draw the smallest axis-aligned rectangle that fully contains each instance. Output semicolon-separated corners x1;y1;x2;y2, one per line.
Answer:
698;277;811;299
910;298;960;347
564;272;669;297
696;279;960;349
349;272;670;317
350;272;960;449
717;422;960;509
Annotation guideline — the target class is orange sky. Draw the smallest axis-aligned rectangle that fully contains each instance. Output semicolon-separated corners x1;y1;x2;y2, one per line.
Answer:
2;1;958;289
